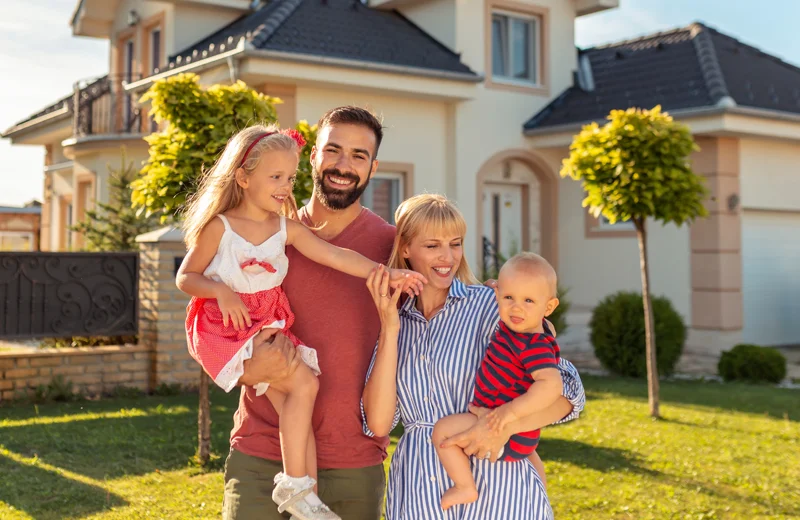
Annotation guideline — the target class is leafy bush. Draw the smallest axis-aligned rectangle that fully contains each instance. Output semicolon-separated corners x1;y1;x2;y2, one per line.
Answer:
549;285;571;337
33;375;81;403
718;344;787;384
39;336;137;349
590;291;686;377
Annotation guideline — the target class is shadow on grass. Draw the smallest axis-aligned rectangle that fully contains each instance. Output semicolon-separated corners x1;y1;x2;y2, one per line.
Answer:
538;438;660;477
582;375;800;421
0;388;240;482
0;451;126;519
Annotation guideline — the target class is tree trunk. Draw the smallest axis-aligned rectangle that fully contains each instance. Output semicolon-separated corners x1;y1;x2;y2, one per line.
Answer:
198;367;211;465
634;217;660;418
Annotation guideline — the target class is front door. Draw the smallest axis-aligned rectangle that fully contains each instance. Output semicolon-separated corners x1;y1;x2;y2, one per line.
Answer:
482;182;523;261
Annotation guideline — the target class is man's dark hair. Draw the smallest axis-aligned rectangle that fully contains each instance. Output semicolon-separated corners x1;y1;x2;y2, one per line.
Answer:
316;106;384;159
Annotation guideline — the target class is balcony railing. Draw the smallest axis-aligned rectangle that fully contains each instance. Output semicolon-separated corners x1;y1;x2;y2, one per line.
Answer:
72;74;145;137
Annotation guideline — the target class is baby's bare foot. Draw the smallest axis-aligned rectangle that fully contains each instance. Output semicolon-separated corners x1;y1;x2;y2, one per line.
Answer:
441;485;478;510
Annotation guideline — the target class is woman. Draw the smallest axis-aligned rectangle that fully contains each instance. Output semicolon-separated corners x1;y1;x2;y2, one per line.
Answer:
361;194;585;520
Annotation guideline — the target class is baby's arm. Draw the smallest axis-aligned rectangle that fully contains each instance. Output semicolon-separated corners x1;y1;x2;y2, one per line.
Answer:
285;219;426;293
486;340;563;433
176;219;251;329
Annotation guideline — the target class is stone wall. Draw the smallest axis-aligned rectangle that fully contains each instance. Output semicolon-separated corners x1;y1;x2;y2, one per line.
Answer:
0;345;149;401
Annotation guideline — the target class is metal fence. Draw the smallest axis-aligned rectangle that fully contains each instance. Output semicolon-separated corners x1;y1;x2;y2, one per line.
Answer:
0;252;139;339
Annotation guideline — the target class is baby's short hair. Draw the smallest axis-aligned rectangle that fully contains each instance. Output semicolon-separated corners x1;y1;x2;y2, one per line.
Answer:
500;252;557;297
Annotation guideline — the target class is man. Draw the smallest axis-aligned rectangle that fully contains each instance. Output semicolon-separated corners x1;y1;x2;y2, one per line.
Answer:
223;106;395;519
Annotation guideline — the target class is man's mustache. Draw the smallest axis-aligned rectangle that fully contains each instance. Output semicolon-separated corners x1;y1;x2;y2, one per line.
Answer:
321;168;360;184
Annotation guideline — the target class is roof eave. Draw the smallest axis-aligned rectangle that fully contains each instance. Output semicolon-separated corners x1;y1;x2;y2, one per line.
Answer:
2;107;72;139
242;48;482;83
524;104;800;140
127;44;482;94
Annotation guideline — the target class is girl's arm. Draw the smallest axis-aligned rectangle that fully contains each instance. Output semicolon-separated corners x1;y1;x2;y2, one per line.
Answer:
361;267;403;437
176;219;251;330
286;218;426;293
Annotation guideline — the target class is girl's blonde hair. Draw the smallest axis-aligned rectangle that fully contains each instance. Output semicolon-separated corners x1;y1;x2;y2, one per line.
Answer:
182;124;301;248
388;193;479;285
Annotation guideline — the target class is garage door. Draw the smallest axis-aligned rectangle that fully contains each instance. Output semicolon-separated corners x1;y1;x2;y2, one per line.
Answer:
742;210;800;346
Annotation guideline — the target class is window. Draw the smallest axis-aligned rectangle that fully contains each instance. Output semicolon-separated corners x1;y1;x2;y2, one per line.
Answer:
362;173;404;224
0;232;34;252
149;28;161;132
598;215;635;230
123;38;135;130
150;28;161;73
491;11;540;85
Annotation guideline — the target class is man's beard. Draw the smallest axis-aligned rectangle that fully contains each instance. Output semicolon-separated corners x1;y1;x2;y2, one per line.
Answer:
313;167;371;210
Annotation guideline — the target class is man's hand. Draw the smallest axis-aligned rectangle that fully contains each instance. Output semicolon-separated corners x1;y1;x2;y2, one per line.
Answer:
439;404;510;462
238;329;300;387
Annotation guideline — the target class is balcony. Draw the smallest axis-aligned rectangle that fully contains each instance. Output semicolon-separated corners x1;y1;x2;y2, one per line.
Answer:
71;74;146;138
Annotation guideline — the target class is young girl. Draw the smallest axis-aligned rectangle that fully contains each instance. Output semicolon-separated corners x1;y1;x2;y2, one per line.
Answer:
176;125;425;520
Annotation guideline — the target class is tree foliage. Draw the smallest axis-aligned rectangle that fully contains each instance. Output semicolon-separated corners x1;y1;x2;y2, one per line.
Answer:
131;73;317;221
561;105;708;226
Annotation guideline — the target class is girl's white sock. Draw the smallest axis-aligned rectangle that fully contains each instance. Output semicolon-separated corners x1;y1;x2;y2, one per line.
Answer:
304;491;324;507
283;474;313;491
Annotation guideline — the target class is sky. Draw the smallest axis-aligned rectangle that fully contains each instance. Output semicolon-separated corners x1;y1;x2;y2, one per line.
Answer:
0;0;798;206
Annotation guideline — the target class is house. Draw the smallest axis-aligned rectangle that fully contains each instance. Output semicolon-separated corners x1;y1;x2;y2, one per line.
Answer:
3;0;799;368
0;201;41;251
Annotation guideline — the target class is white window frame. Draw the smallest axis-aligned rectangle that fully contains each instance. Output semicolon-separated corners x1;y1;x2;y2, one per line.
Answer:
491;9;541;87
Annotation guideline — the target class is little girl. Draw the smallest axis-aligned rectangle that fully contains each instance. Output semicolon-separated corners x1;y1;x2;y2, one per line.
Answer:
176;124;425;520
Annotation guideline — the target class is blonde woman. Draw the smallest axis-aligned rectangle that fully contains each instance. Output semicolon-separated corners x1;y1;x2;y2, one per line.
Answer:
361;194;585;520
176;124;425;520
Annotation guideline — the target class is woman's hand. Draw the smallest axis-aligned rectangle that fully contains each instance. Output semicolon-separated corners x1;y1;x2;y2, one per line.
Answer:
387;268;426;296
215;285;252;330
439;404;511;462
367;265;403;332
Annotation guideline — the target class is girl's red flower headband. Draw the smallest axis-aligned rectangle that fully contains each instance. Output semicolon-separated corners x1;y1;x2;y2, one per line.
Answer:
240;129;307;167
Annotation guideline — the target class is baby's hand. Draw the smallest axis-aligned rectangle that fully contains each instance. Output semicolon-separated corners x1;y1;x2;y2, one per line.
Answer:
387;268;427;296
485;406;517;435
215;286;252;331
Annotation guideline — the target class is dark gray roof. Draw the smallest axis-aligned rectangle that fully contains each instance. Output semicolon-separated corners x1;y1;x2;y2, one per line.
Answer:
525;23;800;131
164;0;477;78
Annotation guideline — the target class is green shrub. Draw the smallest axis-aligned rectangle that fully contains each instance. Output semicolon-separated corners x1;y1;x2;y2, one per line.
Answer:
33;375;81;403
549;285;571;337
39;336;137;349
718;344;787;384
590;291;686;378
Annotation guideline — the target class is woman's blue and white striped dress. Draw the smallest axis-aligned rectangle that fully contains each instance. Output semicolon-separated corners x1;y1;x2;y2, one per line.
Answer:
362;280;586;520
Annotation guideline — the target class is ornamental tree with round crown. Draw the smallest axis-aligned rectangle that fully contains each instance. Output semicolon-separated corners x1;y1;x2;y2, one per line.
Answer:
560;105;708;418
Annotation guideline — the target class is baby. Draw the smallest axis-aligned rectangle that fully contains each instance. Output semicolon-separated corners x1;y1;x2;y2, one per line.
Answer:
432;252;563;510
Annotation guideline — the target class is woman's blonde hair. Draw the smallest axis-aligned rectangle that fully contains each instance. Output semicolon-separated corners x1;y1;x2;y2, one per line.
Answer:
388;193;479;285
182;124;301;248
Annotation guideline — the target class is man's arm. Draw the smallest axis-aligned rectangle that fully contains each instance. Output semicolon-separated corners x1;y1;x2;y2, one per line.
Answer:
237;329;301;386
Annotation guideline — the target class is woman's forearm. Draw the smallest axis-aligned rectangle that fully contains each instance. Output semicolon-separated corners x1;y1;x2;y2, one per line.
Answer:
504;396;574;435
362;327;400;437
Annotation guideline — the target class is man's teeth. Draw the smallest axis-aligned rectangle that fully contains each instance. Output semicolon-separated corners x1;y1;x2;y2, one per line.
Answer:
433;267;451;274
329;176;352;185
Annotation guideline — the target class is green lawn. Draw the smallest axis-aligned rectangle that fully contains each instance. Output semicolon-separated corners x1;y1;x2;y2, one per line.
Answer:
0;376;798;519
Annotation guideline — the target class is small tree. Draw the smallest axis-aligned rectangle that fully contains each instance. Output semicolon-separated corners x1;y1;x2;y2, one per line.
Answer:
131;73;317;222
72;150;160;252
560;106;708;418
132;73;316;465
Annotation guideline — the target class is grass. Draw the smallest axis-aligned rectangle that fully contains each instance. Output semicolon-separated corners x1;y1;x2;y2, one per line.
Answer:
0;377;798;519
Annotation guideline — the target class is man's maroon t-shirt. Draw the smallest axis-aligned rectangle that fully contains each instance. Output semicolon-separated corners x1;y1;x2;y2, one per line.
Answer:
229;207;396;469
